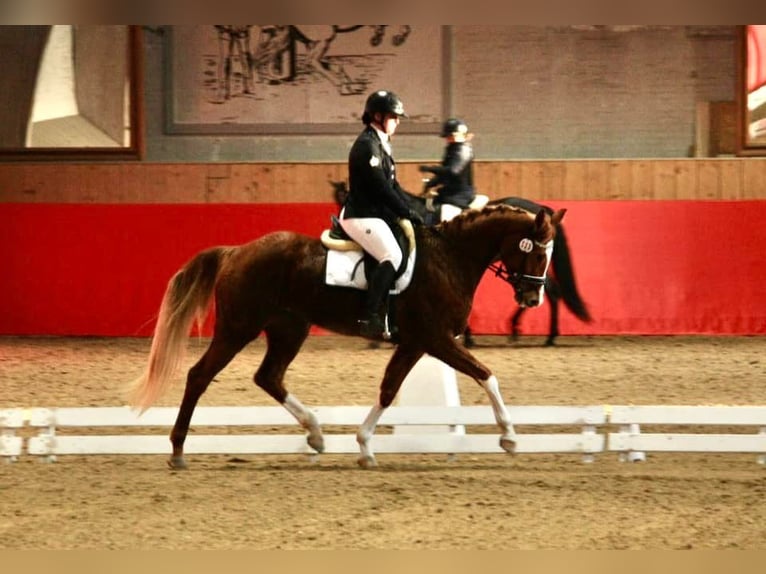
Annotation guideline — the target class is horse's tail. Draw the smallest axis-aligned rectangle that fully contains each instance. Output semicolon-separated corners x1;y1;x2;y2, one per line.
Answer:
128;246;229;412
552;224;592;323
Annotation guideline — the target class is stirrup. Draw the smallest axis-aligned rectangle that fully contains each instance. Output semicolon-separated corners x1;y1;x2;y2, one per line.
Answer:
359;314;395;340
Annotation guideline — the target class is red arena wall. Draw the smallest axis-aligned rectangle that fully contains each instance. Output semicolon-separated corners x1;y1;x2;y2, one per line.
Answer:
1;201;765;337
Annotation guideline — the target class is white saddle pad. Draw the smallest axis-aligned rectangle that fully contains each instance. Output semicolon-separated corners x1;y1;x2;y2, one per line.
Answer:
325;247;416;294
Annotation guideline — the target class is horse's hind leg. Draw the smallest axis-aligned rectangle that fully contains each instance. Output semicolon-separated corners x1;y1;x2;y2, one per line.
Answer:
255;318;324;453
169;334;251;469
510;307;525;342
544;280;562;346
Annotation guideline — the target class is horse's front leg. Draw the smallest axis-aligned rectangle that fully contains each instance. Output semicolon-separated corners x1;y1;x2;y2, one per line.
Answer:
356;403;386;468
479;375;517;453
430;340;517;453
357;346;423;468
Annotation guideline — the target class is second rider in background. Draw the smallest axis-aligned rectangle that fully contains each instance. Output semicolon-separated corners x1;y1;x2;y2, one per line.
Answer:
419;118;476;221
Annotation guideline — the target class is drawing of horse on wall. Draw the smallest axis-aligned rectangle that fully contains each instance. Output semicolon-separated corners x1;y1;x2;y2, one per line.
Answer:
214;25;412;100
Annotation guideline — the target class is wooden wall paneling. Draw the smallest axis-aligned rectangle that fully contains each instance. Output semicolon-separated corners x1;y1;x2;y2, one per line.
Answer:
536;161;566;201
251;164;280;201
310;163;348;203
742;160;766;199
562;161;588;200
228;163;266;203
650;161;674;200
157;164;205;203
269;163;324;203
605;161;634;200
204;163;233;202
669;160;697;199
81;164;114;201
583;161;610;201
148;164;203;203
696;161;722;199
0;163;35;201
718;160;744;199
498;162;523;199
109;164;141;203
630;161;654;199
52;164;83;201
395;163;419;197
653;161;683;200
226;164;256;202
4;159;766;203
17;164;43;200
284;164;310;202
471;162;501;199
518;162;546;200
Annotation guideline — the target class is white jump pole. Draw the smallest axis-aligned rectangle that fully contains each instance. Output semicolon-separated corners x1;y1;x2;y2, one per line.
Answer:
394;355;465;435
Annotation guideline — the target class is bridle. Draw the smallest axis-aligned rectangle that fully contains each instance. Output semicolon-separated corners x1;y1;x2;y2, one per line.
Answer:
488;238;554;296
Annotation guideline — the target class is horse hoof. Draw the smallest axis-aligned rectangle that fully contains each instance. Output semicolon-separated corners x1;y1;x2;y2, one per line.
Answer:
167;456;188;470
307;434;325;454
357;455;377;469
499;436;517;454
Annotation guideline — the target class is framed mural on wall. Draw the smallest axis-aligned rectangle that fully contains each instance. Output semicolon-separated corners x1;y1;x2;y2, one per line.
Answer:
738;24;766;155
165;25;450;135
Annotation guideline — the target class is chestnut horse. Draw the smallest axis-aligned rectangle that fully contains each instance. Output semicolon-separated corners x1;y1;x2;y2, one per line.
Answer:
130;204;565;469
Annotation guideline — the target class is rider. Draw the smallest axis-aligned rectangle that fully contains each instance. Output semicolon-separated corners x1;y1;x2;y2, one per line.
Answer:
340;89;424;338
418;118;476;221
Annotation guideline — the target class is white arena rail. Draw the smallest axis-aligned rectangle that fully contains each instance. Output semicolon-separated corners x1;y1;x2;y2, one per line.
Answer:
607;405;766;463
5;405;766;463
16;405;606;461
0;408;24;461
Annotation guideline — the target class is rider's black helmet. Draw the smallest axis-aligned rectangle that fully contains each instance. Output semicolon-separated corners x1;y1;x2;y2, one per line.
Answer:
362;90;407;124
440;118;468;138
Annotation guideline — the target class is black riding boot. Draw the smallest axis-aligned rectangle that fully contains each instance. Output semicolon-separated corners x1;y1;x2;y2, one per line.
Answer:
359;261;396;338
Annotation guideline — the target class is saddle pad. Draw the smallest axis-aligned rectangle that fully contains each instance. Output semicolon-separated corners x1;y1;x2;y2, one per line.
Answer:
325;247;416;294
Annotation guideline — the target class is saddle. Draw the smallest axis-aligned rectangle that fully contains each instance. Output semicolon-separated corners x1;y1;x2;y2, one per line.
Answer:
320;216;417;294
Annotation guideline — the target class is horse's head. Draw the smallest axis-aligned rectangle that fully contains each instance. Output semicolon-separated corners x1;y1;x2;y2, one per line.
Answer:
495;207;566;308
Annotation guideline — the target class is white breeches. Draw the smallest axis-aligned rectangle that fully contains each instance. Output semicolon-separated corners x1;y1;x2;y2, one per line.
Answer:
339;213;403;269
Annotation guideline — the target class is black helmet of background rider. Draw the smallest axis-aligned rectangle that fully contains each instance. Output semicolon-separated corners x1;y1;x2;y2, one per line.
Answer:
440;117;468;138
362;90;408;125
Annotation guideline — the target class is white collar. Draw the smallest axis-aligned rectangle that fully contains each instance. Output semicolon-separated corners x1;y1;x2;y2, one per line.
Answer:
372;125;392;156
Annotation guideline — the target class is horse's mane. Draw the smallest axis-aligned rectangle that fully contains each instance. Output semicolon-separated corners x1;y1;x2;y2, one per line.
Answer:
439;203;534;232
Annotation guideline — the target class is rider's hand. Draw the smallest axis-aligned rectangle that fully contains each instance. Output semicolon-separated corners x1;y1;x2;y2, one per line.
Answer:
418;165;434;173
408;209;425;226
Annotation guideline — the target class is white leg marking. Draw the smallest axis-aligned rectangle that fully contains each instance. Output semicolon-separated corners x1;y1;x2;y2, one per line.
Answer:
479;375;517;452
356;403;385;468
284;394;324;453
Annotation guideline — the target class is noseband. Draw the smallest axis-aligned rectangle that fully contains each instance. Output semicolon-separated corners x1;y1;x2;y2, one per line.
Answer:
488;238;553;293
488;262;547;290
